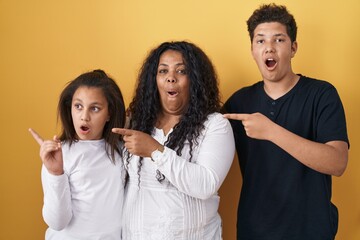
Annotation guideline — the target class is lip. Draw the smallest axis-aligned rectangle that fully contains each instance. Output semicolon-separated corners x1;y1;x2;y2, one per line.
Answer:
79;125;90;134
166;89;179;97
264;57;277;71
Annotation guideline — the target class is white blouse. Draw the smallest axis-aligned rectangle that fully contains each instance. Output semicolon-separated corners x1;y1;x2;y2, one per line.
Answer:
41;139;125;240
122;113;235;240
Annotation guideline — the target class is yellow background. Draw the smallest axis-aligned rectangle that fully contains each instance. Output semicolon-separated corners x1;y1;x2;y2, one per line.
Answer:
1;0;359;239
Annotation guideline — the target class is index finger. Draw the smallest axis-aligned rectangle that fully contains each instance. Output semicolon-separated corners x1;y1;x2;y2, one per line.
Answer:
28;128;44;145
223;113;249;121
112;128;134;136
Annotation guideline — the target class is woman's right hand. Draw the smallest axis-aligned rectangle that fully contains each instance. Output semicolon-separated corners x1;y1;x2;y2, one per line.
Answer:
29;128;64;175
112;128;163;158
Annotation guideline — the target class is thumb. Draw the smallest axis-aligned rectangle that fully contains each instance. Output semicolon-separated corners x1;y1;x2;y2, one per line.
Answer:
53;135;62;147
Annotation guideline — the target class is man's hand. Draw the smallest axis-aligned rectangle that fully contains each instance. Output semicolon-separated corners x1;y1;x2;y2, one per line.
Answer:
223;113;275;141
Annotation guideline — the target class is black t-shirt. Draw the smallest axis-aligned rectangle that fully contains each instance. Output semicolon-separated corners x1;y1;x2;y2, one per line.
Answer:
224;75;349;240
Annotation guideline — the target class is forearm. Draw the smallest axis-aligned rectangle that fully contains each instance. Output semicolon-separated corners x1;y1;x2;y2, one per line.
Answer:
154;148;222;199
269;124;348;176
41;166;72;230
154;115;235;199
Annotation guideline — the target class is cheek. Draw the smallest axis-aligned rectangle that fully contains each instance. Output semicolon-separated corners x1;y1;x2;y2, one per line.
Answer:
252;54;262;66
71;110;77;122
181;83;190;100
251;49;261;61
156;77;164;89
179;81;190;94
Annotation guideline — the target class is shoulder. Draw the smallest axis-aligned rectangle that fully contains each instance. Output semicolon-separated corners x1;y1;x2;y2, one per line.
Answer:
297;75;344;109
206;112;225;122
299;75;337;92
228;81;263;100
205;113;232;131
294;75;342;103
224;81;263;112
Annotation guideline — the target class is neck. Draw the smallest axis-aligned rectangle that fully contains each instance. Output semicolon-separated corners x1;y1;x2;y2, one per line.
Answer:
263;74;299;100
156;112;182;135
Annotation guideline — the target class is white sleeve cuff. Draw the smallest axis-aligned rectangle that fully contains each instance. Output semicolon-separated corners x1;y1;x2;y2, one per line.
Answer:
151;147;170;167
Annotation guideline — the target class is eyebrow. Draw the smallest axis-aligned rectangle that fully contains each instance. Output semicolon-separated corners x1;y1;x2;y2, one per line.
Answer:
158;62;185;67
73;98;105;106
73;98;83;103
255;33;287;37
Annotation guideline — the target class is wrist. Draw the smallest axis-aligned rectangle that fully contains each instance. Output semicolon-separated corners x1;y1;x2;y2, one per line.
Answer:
48;169;64;176
151;145;164;162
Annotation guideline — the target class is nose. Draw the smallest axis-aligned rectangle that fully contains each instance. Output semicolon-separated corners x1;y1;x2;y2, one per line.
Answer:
265;43;275;53
81;110;90;121
166;71;177;83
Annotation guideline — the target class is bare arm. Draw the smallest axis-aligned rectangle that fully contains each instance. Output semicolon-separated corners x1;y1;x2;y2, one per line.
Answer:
224;113;348;176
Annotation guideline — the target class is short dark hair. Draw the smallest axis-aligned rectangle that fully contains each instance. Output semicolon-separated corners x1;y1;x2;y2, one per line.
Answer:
58;69;126;163
247;3;297;42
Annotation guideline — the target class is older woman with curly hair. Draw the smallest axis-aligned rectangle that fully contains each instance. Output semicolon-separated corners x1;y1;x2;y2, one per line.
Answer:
113;41;235;240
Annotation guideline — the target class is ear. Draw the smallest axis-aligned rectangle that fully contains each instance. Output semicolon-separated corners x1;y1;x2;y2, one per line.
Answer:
291;41;298;58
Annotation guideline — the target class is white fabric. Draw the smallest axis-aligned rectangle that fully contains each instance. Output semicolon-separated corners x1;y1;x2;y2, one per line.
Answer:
122;113;235;240
41;139;125;240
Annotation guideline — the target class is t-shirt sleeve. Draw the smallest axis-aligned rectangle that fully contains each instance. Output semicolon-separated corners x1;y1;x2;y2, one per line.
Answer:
223;92;236;114
316;85;349;147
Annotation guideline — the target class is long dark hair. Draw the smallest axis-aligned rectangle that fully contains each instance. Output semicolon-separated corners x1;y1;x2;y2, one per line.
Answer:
127;41;220;181
58;69;126;163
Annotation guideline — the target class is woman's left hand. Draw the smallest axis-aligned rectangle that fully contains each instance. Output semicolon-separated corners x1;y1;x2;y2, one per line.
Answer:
112;128;162;157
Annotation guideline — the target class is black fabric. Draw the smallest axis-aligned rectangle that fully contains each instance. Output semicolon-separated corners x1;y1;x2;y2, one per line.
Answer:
224;75;349;240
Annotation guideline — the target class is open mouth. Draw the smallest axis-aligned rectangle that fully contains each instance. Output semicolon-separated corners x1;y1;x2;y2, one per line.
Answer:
265;58;277;68
80;126;89;131
167;90;178;96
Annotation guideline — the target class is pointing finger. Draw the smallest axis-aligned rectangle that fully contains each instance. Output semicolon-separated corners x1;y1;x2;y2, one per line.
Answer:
223;113;249;121
28;128;44;145
112;128;133;136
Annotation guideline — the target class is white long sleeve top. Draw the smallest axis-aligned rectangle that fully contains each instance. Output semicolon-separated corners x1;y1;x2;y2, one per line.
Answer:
122;113;235;240
41;139;125;240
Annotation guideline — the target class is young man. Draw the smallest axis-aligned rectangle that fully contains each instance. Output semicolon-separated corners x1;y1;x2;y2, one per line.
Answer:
223;4;349;239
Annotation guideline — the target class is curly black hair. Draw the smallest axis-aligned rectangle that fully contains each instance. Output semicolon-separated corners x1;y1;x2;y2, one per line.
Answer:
58;69;126;163
127;41;221;182
247;3;297;43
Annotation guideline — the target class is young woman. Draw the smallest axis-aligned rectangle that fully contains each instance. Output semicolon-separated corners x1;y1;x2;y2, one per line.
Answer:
29;69;126;240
